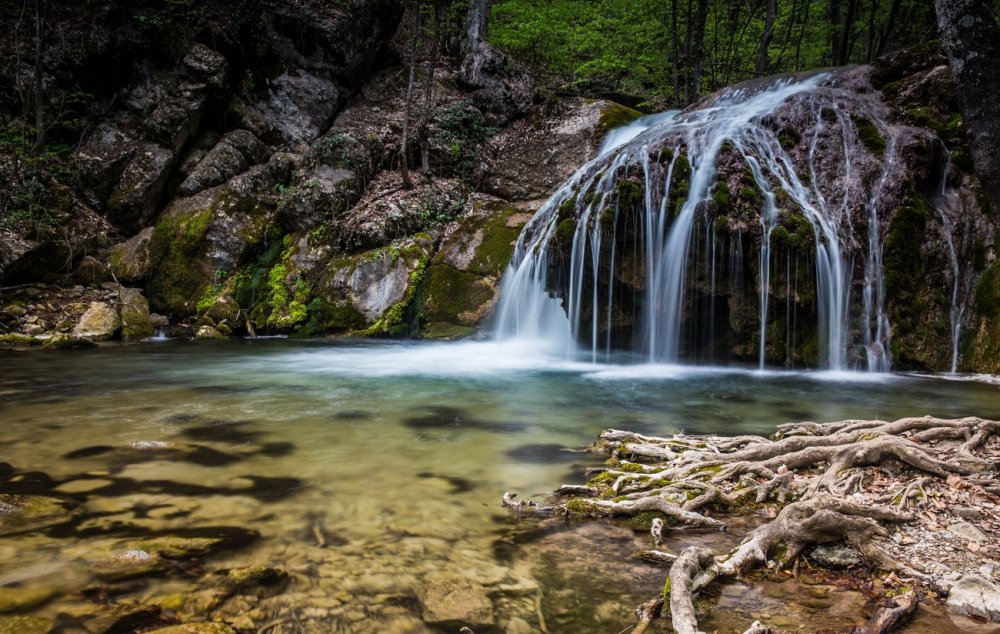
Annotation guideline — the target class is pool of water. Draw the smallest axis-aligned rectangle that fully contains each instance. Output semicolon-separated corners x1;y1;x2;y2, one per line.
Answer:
2;339;998;632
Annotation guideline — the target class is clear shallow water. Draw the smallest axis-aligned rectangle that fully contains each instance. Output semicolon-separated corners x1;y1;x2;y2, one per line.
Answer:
1;340;998;632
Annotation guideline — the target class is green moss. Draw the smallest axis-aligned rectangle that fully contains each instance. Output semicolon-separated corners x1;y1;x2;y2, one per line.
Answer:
587;472;619;487
614;179;643;208
662;577;671;600
627;511;667;531
738;186;763;208
363;253;431;338
906;107;963;140
884;193;928;306
975;259;1000;318
554;218;578;246
951;148;975;173
557;194;578;223
851;115;886;156
778;127;800;150
0;334;42;347
423;263;494;325
565;499;594;516
596;103;643;144
712;181;730;210
423;322;477;340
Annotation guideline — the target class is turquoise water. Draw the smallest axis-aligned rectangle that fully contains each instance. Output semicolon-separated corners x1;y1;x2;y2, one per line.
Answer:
1;339;997;632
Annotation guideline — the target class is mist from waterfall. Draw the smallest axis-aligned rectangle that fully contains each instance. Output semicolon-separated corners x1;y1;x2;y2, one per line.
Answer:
494;71;915;371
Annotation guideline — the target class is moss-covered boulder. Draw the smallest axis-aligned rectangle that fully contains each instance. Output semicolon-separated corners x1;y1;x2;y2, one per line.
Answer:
72;301;120;341
119;288;155;340
0;615;51;634
108;227;156;284
422;197;531;339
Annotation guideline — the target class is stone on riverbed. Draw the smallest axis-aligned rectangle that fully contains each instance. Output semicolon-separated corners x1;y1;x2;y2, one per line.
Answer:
809;545;863;568
92;549;166;581
946;574;1000;621
0;494;77;536
216;566;289;596
73;301;120;340
418;575;495;629
146;624;237;634
0;586;58;614
0;615;51;634
132;536;225;559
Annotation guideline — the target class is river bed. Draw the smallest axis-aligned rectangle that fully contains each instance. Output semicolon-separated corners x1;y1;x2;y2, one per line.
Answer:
2;339;998;632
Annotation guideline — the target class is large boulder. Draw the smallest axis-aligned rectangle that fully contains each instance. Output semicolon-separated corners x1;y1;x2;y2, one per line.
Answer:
947;574;1000;621
109;227;156;283
72;302;120;341
458;42;534;124
179;130;268;197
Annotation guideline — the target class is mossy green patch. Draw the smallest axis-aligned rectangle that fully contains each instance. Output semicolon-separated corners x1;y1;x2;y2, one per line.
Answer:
596;103;643;144
0;334;42;347
975;259;1000;318
614;178;643;208
554;217;578;246
883;193;928;306
423;263;493;326
851;115;886;156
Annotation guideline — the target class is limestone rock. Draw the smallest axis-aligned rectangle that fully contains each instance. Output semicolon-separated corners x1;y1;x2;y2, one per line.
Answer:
179;130;268;197
458;42;533;124
946;574;1000;621
118;288;155;340
74;123;138;204
42;334;97;350
91;549;166;581
418;576;495;629
196;326;225;340
107;142;174;232
256;71;341;145
809;544;862;568
277;165;358;232
73;302;120;341
109;227;156;283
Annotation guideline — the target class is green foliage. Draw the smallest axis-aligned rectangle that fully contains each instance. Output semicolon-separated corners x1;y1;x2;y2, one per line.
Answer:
975;259;1000;319
492;0;943;106
851;115;886;156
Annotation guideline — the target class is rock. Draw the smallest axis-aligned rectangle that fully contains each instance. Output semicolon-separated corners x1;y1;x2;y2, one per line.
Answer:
202;295;239;326
109;227;156;283
277;165;359;232
506;617;536;634
484;98;615;201
0;586;58;614
0;615;51;634
42;334;97;350
949;520;987;543
458;41;533;124
0;494;77;536
117;288;154;340
179;130;268;197
227;96;272;139
422;197;530;338
107;142;174;232
946;574;1000;621
196;325;225;340
91;549;166;581
954;506;984;520
256;71;341;144
809;545;862;568
150;313;170;329
418;576;495;629
73;256;114;286
74;123;138;204
146;624;236;634
217;566;289;596
130;535;227;559
73;301;120;341
69;602;160;634
22;324;43;336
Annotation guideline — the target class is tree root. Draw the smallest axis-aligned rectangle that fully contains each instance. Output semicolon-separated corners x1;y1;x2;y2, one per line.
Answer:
502;416;999;633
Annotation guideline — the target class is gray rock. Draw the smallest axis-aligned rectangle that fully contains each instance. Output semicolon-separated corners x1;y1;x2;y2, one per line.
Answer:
947;574;1000;621
458;42;533;124
73;302;120;341
954;506;984;520
418;576;495;629
179;130;267;196
74;123;138;203
150;313;169;330
256;71;341;144
119;288;154;340
949;520;987;543
196;325;225;340
810;544;862;568
107;143;174;232
109;227;156;283
277;165;358;232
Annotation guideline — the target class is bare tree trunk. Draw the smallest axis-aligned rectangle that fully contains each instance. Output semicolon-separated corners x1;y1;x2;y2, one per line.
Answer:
400;0;420;190
31;0;45;153
689;0;708;100
935;0;1000;217
875;0;903;58
756;0;777;76
839;0;859;64
461;0;492;59
419;1;443;174
670;0;681;103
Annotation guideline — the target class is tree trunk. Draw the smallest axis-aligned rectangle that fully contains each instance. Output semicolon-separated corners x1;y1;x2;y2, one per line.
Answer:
31;0;45;153
461;0;492;59
756;0;777;76
934;0;1000;217
419;1;443;174
839;0;859;64
400;1;420;189
689;0;708;100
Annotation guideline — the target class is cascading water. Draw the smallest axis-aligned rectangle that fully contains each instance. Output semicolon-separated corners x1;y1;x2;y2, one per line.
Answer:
935;151;964;373
494;70;919;371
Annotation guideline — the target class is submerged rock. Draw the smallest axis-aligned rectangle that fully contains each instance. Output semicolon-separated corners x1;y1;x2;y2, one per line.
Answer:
0;494;77;536
216;566;289;596
809;545;862;568
418;575;495;629
147;624;236;634
92;549;166;581
0;615;51;634
0;586;58;614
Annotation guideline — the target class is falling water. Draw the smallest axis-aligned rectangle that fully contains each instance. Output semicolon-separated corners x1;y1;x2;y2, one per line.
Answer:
495;71;914;371
935;151;963;373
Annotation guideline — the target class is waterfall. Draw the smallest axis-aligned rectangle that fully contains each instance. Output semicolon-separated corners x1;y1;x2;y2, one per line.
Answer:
935;151;963;373
494;71;915;371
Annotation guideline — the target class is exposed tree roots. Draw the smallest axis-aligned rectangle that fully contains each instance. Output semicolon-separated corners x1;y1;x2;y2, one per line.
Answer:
503;416;1000;633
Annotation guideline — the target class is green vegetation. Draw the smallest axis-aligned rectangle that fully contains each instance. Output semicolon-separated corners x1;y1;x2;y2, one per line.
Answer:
492;0;945;108
596;103;643;142
851;115;886;155
975;259;1000;319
